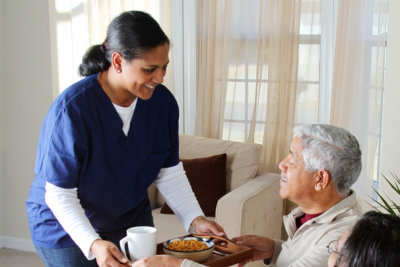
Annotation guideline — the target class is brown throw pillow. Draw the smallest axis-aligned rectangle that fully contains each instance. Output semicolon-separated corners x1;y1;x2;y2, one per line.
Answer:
160;153;227;217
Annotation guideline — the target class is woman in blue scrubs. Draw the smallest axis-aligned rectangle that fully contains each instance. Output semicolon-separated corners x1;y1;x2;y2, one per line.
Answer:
26;11;225;267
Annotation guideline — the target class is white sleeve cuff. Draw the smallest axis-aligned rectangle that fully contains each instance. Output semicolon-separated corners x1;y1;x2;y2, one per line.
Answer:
45;182;100;260
154;162;204;232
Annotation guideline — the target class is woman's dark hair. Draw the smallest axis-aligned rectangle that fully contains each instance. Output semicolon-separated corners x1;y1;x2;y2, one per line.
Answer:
79;11;170;76
337;211;400;267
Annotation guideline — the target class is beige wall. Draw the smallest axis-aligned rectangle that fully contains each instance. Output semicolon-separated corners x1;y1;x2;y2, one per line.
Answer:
1;0;53;245
1;0;5;237
380;0;400;206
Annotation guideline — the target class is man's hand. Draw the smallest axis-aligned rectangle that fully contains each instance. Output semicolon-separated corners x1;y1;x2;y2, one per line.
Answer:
90;239;131;267
132;255;183;267
191;216;226;237
232;235;275;267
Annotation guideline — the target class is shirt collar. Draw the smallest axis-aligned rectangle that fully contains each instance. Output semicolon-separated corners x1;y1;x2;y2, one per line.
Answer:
288;190;360;224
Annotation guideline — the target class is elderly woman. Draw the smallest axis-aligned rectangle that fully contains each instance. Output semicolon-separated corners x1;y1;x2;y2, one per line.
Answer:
328;211;400;267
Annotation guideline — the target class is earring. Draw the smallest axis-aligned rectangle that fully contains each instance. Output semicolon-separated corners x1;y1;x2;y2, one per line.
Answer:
116;69;121;73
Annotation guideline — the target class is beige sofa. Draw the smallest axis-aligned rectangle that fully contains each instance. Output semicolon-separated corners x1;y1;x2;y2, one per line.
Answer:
149;134;283;265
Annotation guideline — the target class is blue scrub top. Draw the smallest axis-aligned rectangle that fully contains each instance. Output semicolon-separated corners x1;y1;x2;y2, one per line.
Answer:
26;74;179;248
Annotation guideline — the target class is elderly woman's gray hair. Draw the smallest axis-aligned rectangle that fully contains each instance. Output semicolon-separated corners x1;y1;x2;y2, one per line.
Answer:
293;124;362;197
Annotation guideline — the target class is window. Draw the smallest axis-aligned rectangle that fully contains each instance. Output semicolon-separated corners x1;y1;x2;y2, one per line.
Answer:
220;0;387;186
222;0;323;143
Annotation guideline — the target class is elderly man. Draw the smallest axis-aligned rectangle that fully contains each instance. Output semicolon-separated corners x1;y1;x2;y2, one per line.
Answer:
133;124;363;267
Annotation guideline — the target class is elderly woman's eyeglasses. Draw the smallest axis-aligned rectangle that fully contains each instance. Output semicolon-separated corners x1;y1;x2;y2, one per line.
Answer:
327;239;344;267
327;239;339;254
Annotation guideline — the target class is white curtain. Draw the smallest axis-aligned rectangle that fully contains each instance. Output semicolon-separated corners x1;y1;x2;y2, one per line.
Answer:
196;0;302;173
330;0;388;199
195;0;388;200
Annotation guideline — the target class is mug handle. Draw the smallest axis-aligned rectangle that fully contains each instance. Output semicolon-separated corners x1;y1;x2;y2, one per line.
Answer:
119;236;130;260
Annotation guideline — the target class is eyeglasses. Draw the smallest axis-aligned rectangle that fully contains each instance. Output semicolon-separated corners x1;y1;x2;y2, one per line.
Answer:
327;239;339;254
327;239;344;267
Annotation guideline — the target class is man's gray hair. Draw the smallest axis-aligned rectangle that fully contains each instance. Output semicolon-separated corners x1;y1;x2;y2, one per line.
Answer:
293;124;362;197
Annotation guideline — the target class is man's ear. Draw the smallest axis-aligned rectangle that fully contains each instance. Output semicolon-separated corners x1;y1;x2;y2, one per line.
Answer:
315;169;331;191
111;51;123;73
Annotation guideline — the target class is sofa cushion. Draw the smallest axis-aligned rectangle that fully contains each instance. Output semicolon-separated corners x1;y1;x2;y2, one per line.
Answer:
155;135;262;208
160;153;227;216
178;134;262;191
152;208;187;243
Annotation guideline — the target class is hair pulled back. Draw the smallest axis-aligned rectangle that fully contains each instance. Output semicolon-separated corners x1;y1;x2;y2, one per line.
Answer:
79;11;170;76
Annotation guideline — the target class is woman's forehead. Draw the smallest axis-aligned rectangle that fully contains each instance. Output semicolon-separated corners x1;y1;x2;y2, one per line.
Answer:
134;43;170;65
338;228;351;248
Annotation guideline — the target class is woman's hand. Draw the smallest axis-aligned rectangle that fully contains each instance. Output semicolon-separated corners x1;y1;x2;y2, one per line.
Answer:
232;235;275;267
91;239;131;267
191;216;226;237
132;255;183;267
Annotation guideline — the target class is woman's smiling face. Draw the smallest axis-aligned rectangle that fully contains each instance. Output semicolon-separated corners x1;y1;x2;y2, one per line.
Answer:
119;43;169;100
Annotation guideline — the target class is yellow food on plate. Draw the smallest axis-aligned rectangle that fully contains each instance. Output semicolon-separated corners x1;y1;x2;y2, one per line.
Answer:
166;239;208;251
163;237;214;263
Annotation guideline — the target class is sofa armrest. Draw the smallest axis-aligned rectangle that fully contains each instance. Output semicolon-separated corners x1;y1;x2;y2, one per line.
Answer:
215;173;283;240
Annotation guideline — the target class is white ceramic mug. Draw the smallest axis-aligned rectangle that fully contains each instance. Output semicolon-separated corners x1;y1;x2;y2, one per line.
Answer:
119;226;157;261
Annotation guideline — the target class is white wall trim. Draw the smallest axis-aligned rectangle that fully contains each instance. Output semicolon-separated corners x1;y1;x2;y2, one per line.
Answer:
0;236;36;252
47;0;60;100
319;0;335;123
171;0;185;133
182;0;197;135
170;0;197;135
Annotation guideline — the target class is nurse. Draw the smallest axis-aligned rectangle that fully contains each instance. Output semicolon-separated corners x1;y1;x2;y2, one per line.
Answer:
26;10;225;267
